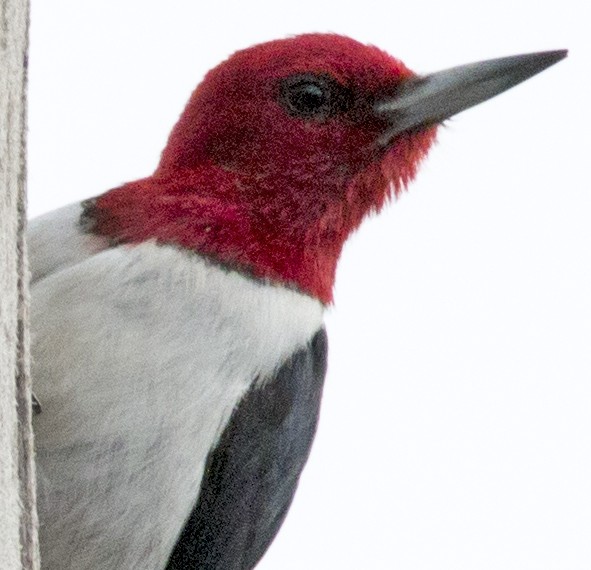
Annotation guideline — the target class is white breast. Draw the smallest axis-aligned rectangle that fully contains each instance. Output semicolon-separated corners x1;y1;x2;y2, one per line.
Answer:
31;205;324;569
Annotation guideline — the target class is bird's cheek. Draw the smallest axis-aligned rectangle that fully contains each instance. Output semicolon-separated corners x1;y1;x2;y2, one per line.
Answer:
205;127;257;173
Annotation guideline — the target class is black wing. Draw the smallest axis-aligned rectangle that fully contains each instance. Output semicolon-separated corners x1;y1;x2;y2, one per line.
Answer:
166;328;328;570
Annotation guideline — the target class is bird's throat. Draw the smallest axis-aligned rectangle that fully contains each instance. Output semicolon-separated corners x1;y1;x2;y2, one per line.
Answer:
83;168;359;304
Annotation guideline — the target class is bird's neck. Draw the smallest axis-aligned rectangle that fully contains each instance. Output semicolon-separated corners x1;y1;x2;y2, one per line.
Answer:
84;165;379;304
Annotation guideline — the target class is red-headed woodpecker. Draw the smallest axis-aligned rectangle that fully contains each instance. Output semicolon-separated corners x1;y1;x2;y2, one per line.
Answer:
31;34;565;569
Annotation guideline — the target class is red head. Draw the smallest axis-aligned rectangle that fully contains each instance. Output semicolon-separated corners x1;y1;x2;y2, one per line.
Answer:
157;33;434;191
87;34;565;303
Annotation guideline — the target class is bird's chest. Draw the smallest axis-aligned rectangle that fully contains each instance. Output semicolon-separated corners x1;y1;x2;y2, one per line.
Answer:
32;243;324;570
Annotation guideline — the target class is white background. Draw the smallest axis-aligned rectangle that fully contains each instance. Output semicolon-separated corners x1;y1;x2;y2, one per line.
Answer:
28;1;589;569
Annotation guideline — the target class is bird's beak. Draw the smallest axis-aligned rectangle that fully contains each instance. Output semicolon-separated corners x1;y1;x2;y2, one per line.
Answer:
375;50;567;145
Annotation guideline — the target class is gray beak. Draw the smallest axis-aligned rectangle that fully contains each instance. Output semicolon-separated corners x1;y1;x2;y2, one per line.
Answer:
375;50;567;145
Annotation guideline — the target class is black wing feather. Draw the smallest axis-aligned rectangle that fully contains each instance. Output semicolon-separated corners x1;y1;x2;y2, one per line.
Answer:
166;328;328;569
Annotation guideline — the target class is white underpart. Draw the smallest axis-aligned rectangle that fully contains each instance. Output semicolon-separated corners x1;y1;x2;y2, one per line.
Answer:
30;204;324;570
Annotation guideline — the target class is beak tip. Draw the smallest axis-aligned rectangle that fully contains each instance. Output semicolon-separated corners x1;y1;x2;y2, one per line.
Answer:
554;48;569;60
533;48;568;68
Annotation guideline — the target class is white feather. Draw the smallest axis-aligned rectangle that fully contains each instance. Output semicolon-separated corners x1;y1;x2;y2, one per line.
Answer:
31;204;324;569
28;203;108;284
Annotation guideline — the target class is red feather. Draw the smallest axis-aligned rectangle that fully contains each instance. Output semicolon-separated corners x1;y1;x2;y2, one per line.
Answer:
89;34;436;303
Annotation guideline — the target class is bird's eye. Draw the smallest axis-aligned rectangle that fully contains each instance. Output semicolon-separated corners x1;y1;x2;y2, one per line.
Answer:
279;74;351;120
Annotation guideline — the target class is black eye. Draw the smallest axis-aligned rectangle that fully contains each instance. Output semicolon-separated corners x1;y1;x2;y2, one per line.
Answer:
279;74;351;121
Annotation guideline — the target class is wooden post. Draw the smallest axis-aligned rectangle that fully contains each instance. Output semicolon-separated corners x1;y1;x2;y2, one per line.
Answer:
0;0;40;567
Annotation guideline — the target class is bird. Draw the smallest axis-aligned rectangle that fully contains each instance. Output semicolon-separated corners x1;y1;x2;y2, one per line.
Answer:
30;33;566;569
